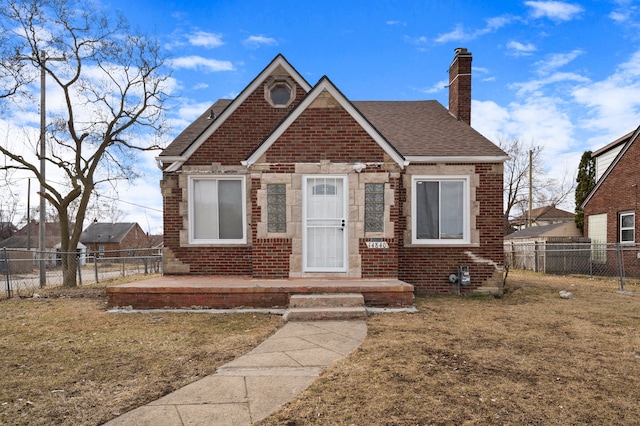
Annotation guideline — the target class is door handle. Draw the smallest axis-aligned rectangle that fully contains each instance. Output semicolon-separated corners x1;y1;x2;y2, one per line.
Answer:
341;219;346;230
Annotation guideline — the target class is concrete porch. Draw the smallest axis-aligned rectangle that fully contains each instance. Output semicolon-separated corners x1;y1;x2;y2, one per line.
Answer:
106;275;414;310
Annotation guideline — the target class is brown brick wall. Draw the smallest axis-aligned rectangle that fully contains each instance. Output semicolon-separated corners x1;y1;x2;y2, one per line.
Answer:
252;238;292;278
360;176;401;278
266;106;386;163
584;138;640;277
185;80;306;166
399;163;505;294
162;172;253;275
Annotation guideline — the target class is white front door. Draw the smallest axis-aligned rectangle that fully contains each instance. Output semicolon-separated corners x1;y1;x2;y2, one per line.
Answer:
303;176;348;272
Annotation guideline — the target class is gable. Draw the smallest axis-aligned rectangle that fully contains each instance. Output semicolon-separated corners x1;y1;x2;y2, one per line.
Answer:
256;89;393;164
583;124;640;210
158;55;312;171
244;77;405;168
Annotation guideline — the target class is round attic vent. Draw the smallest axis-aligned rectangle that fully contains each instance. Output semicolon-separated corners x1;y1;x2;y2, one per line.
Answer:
265;77;295;108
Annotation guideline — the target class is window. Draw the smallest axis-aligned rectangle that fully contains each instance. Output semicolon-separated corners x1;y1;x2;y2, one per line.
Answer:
588;213;607;262
265;77;295;108
189;176;246;244
620;212;635;243
267;184;286;233
312;183;336;195
270;84;291;105
365;183;384;232
412;176;469;244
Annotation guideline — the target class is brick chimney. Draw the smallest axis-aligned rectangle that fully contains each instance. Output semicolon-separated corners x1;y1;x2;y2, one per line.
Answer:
448;47;472;125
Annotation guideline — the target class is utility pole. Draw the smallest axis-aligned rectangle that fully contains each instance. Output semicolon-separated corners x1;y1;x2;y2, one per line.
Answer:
528;149;533;228
18;50;65;288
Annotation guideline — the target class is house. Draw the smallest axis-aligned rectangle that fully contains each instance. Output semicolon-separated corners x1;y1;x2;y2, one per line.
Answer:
504;222;587;274
80;222;151;257
0;221;75;271
582;124;640;277
0;222;17;240
155;50;508;296
510;205;575;231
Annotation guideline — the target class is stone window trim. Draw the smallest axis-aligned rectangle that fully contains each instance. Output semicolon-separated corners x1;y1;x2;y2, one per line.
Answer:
186;175;247;245
619;211;635;243
364;183;385;233
265;76;296;108
267;183;287;233
410;174;471;245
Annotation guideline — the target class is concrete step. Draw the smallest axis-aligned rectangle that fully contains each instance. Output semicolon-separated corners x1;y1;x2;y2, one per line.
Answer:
284;293;367;321
283;306;368;322
289;293;364;309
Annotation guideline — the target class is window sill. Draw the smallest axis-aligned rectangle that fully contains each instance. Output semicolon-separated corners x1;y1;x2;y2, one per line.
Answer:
184;241;249;248
406;241;479;248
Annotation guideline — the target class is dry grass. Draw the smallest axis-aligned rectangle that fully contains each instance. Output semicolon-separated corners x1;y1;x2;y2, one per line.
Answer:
0;279;283;425
1;272;639;425
260;271;640;425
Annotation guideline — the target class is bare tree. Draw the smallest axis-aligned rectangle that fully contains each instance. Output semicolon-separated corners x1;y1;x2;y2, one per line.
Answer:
0;0;170;287
499;137;575;235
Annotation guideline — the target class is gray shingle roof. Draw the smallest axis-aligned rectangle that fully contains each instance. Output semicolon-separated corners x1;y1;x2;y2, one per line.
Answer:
161;99;232;157
352;100;506;158
161;98;506;160
80;223;138;244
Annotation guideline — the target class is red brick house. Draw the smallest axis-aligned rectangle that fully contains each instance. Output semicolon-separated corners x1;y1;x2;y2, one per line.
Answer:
582;125;640;277
80;222;151;257
156;50;508;296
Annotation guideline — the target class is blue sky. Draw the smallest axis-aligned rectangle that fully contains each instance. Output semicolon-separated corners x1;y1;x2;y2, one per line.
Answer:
6;0;640;234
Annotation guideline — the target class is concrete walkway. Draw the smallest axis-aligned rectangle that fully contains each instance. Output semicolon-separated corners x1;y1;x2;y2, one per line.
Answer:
104;320;367;426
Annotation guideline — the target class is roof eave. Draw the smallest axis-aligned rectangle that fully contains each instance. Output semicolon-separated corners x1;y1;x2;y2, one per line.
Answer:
155;156;186;172
405;155;510;164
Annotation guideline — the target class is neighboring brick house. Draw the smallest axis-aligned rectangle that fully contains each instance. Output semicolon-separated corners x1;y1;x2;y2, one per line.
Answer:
80;222;151;257
156;50;508;295
582;125;640;277
0;222;17;240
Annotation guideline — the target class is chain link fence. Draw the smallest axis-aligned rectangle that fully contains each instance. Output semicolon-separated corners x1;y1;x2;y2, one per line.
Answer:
1;247;162;299
504;241;640;290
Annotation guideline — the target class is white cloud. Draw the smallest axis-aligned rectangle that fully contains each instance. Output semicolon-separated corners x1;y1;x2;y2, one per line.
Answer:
435;15;514;43
187;31;224;48
386;20;406;26
420;79;448;94
525;1;584;21
534;50;583;75
510;72;590;96
242;35;278;49
404;35;428;45
170;56;234;72
507;41;537;56
571;50;640;140
609;11;629;23
435;24;469;43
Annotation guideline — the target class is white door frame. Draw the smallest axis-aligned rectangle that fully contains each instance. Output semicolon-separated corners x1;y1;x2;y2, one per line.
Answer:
302;175;348;272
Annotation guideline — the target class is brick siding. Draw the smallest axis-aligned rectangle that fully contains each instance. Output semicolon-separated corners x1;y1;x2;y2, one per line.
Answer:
584;138;640;277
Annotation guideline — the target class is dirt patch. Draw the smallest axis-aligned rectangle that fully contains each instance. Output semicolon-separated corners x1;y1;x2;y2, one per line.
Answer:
259;271;640;425
0;281;283;425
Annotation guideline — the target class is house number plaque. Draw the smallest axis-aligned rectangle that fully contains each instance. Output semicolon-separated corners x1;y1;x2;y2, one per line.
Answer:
366;241;389;249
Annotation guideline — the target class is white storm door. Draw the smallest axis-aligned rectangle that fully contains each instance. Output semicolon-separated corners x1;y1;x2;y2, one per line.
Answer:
303;176;348;272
